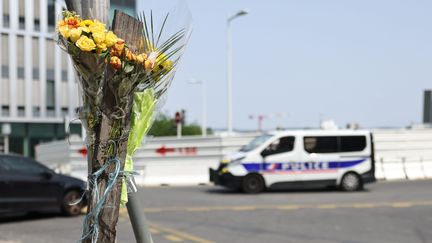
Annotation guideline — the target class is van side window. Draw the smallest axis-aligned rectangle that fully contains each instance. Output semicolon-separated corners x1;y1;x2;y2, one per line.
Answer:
304;136;338;153
261;136;295;157
304;136;367;153
340;136;366;152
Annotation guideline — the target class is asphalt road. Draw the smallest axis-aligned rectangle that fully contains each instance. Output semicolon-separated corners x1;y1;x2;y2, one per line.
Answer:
1;180;432;243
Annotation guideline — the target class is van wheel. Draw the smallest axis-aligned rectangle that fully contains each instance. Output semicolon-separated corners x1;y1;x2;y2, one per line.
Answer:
242;174;265;194
62;190;83;216
340;173;362;192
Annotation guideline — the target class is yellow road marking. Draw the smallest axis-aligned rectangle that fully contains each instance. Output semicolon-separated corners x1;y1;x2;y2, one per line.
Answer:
231;206;256;211
138;200;432;213
317;204;337;209
277;205;301;210
415;201;432;206
144;208;164;213
149;227;161;234
352;203;375;208
164;235;184;242
186;207;211;212
391;202;412;208
150;223;215;243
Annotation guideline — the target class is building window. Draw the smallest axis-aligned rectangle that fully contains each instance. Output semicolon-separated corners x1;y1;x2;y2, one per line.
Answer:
32;106;40;117
46;79;55;110
61;107;68;116
1;106;9;116
1;66;9;78
2;0;10;28
17;67;24;79
17;106;25;117
18;0;25;30
46;107;55;117
2;15;9;28
47;0;55;31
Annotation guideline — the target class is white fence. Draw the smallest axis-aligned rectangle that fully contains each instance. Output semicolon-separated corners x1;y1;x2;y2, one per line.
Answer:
35;129;432;185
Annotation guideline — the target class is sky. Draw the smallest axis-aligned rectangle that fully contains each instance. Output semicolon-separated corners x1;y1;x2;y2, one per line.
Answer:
137;0;432;131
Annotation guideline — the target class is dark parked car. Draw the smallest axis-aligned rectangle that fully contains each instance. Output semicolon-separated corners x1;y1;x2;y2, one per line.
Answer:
0;154;86;217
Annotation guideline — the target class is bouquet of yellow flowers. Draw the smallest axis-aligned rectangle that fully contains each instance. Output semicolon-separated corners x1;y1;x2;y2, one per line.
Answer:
57;6;191;243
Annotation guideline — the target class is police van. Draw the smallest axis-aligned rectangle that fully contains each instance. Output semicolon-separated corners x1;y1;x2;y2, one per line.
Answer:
210;130;376;193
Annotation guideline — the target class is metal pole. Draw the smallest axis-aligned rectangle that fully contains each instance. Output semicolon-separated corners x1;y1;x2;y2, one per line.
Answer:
226;10;248;136
226;20;233;135
202;80;207;137
126;190;154;243
177;123;181;138
4;135;9;154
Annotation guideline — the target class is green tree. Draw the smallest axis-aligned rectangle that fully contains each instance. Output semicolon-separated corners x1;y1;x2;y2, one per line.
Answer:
148;113;212;137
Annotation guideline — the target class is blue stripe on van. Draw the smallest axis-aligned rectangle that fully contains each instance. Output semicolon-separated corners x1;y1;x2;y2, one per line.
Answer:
243;159;366;172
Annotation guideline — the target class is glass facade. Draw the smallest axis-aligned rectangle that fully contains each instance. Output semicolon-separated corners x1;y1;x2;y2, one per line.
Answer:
0;0;136;157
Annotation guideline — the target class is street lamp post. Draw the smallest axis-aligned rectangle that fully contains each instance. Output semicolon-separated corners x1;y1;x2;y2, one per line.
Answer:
227;9;249;135
188;79;207;137
1;123;11;154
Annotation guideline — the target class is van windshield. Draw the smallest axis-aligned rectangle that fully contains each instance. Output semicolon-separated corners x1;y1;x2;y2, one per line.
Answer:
240;134;273;152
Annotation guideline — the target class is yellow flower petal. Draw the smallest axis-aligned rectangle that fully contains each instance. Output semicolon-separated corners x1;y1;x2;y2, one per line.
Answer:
59;25;70;38
69;28;82;43
75;35;96;52
105;31;118;47
92;31;105;44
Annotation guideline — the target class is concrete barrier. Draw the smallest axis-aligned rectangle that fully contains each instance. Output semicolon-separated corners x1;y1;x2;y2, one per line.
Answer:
35;128;432;185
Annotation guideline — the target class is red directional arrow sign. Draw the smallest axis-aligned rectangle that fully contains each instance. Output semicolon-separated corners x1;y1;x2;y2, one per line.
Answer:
78;147;88;157
155;145;176;156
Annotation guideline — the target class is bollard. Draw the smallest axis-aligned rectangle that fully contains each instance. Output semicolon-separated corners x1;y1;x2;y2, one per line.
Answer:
420;157;426;179
401;157;408;180
380;158;386;180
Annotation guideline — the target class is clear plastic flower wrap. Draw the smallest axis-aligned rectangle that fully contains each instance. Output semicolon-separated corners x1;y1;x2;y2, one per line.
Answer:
56;6;192;242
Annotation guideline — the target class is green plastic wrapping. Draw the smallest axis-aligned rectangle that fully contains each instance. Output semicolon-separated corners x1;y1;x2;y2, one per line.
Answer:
121;89;156;206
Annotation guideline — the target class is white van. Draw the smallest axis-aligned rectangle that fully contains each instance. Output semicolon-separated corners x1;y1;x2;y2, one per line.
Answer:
210;130;376;193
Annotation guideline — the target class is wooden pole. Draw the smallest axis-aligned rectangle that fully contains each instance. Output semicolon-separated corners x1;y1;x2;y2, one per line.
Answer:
65;1;145;242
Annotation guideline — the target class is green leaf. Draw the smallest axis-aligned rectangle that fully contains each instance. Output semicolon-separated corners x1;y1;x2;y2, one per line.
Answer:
124;64;134;73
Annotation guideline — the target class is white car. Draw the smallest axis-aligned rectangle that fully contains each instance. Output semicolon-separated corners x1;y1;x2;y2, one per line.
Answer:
210;130;376;193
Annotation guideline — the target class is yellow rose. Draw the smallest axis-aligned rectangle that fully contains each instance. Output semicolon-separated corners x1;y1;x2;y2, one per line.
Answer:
79;19;94;33
92;31;105;44
57;20;66;28
112;39;125;56
125;48;137;61
80;19;94;27
136;53;147;63
75;36;96;52
96;42;107;53
58;25;70;38
89;19;105;33
110;56;122;70
69;27;82;43
105;31;118;47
